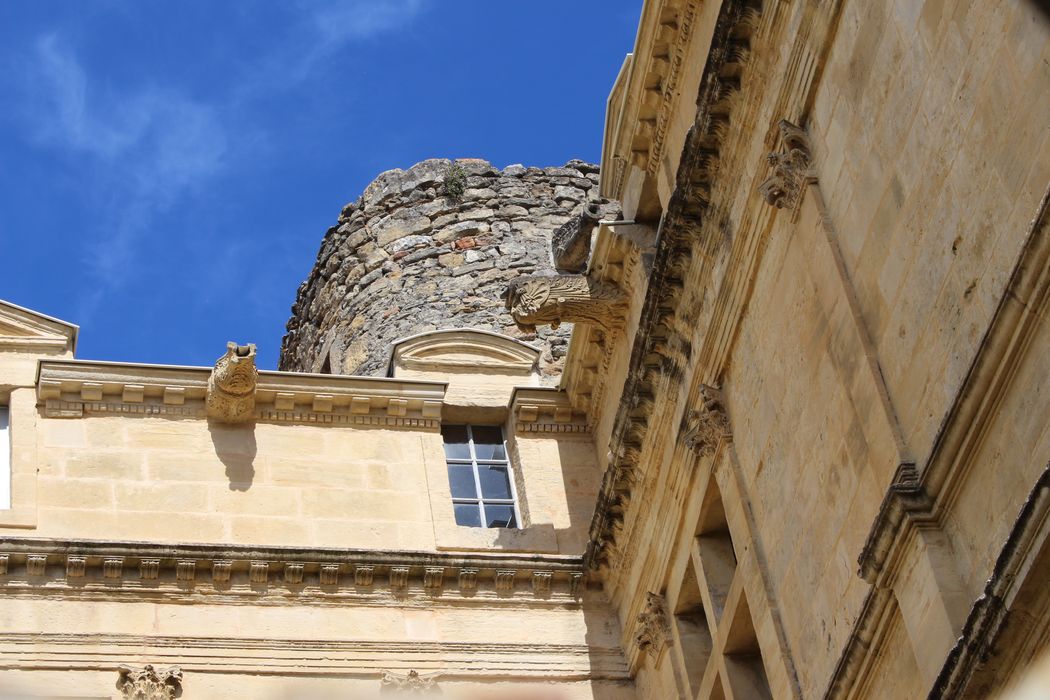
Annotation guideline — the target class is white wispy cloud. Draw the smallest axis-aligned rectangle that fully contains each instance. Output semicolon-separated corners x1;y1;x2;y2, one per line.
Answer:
12;2;428;322
18;35;229;317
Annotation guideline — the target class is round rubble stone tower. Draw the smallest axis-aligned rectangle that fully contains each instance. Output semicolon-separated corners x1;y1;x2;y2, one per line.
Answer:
279;158;613;381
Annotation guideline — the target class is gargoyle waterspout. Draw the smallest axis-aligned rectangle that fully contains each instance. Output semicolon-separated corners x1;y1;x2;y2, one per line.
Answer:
206;342;258;423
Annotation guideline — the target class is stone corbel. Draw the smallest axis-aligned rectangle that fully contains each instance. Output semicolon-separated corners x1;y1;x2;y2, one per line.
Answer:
682;384;732;456
758;119;813;210
117;664;182;700
502;274;629;333
634;592;672;661
206;342;258;423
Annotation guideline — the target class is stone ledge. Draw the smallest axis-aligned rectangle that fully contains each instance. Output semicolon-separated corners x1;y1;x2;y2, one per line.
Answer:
36;360;447;428
510;387;590;434
0;537;586;603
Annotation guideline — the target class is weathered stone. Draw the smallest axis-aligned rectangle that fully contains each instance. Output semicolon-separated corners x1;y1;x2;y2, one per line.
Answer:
281;159;601;377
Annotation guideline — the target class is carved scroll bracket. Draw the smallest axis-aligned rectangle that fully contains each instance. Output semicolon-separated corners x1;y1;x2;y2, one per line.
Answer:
682;384;732;456
502;274;629;333
758;119;813;210
206;342;258;423
117;664;182;700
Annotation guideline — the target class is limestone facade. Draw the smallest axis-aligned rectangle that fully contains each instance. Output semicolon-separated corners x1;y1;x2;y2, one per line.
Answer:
564;0;1050;698
3;0;1050;698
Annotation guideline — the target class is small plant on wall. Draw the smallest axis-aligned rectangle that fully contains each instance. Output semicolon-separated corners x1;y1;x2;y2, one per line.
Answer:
443;163;467;202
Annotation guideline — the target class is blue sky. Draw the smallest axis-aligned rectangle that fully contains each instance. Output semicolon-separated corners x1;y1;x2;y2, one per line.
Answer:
0;1;640;369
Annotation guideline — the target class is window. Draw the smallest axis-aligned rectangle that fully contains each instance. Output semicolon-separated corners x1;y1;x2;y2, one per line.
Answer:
0;406;9;510
441;425;518;528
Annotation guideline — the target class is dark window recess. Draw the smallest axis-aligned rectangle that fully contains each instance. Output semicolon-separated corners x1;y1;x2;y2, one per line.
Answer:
441;424;518;529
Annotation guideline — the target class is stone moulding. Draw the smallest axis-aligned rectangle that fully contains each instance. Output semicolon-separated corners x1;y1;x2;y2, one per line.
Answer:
35;360;447;429
117;664;182;700
510;387;590;435
586;0;764;572
0;633;631;682
502;274;629;333
757;119;813;210
0;538;585;604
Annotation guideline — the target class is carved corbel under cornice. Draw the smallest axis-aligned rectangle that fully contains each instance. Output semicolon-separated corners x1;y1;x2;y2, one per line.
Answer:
206;342;258;423
634;592;672;661
502;274;629;333
117;664;182;700
682;384;732;456
758;119;813;210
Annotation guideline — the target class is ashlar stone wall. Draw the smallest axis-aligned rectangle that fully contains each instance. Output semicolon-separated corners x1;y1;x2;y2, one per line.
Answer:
280;158;610;379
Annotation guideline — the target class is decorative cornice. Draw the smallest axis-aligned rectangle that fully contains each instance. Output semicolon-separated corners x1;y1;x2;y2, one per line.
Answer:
36;360;447;429
0;633;631;681
586;0;764;571
0;298;78;354
0;538;584;604
511;387;590;434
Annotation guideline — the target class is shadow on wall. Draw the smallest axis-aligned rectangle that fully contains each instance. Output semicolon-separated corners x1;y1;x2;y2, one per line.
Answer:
207;420;257;491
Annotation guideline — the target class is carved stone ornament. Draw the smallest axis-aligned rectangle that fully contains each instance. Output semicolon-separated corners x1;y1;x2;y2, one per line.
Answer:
634;592;672;659
552;202;602;272
682;384;732;456
206;342;258;423
379;669;441;694
117;664;182;700
502;274;628;333
758;119;812;209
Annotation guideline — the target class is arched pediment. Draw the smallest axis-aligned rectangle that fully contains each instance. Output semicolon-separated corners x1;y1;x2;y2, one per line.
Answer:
389;329;540;377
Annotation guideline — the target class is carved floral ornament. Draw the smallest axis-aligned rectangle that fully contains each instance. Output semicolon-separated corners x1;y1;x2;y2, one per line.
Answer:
682;384;732;456
117;664;182;700
758;119;812;210
380;669;441;694
634;592;672;660
502;274;628;333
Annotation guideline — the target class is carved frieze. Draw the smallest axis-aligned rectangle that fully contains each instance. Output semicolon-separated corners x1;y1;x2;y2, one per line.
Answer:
682;384;732;456
380;669;441;694
206;342;258;423
634;592;672;660
117;664;182;700
502;274;628;333
758;119;812;210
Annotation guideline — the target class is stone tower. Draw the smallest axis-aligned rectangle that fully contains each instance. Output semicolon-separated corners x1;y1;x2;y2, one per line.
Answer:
279;157;613;379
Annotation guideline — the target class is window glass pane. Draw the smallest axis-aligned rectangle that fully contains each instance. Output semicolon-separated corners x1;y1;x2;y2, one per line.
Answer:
453;503;482;527
471;425;506;461
484;504;517;528
477;465;512;499
447;465;478;499
441;424;471;460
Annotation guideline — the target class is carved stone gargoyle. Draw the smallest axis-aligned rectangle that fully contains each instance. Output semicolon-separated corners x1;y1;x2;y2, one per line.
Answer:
682;384;732;456
502;274;628;333
758;119;812;209
380;669;442;694
206;342;258;423
117;664;182;700
552;201;602;273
